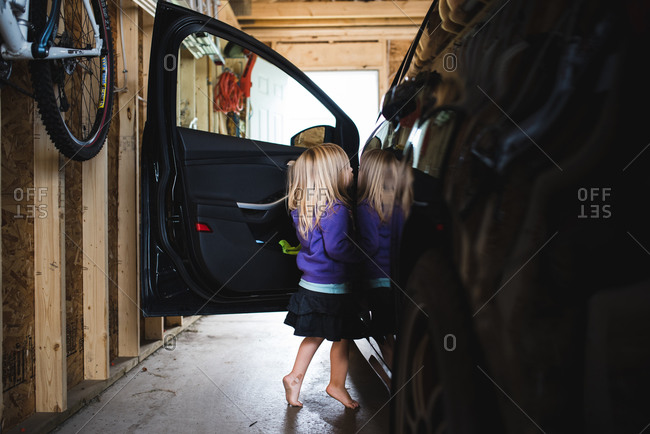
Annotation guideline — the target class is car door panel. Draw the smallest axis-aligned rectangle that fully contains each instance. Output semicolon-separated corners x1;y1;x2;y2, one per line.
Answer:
177;128;302;294
179;128;298;205
141;3;359;316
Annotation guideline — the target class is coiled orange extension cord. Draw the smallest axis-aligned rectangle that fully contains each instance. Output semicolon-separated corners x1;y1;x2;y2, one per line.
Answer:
213;70;244;114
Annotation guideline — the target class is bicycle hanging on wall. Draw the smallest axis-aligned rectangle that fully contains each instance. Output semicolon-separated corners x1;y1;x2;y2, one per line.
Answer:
0;0;115;161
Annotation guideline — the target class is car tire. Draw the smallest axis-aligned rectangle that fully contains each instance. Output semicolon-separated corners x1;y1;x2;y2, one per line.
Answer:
390;248;502;433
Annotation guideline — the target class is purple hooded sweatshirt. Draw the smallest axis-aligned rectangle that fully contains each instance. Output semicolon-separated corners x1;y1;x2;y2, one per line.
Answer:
292;201;361;285
357;200;405;281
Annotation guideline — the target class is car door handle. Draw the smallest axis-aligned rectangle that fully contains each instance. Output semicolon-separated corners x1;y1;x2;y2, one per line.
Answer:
237;195;287;211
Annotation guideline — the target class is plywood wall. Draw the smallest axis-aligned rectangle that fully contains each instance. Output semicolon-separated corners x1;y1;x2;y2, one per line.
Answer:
1;61;36;428
64;161;84;389
106;0;120;365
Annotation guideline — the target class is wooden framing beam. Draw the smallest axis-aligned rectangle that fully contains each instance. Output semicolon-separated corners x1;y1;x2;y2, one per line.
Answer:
144;317;164;341
229;0;251;17
165;317;183;328
380;39;389;106
163;0;240;28
240;17;418;28
178;49;196;127
34;113;67;412
117;0;141;358
237;1;431;20
238;1;426;44
245;26;420;42
274;41;384;70
195;57;210;132
140;11;153;111
217;1;241;29
82;146;110;380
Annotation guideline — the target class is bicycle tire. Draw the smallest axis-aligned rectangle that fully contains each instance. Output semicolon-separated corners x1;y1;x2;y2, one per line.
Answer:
29;0;115;161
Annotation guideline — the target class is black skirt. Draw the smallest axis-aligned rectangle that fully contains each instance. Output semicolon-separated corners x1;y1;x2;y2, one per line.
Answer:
284;287;365;342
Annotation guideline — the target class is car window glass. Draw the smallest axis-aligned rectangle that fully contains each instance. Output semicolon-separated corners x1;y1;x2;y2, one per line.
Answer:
363;119;399;154
176;32;335;145
291;126;326;148
404;108;458;178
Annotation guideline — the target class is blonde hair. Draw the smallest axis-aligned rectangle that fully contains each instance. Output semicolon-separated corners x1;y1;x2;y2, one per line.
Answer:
287;143;352;239
358;149;413;222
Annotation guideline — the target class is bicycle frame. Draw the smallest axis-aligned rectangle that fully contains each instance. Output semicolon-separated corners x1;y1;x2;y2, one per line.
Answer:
0;0;103;60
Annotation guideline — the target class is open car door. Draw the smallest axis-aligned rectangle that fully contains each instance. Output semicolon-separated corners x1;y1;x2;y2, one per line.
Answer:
141;2;359;316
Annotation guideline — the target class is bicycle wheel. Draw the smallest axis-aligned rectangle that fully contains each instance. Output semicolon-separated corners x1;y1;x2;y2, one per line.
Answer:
30;0;115;161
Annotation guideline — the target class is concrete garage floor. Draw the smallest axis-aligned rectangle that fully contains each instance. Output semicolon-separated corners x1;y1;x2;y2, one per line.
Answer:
53;313;390;433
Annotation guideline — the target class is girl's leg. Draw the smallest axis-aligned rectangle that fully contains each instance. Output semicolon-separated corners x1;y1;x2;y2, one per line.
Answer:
326;339;360;409
283;337;324;407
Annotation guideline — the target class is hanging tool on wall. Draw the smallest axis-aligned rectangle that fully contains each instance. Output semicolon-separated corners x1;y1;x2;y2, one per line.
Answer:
213;48;258;114
213;70;243;113
239;52;257;98
213;43;258;138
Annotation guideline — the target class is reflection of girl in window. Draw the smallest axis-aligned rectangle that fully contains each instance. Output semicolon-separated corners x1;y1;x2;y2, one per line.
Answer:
282;143;363;409
356;149;413;346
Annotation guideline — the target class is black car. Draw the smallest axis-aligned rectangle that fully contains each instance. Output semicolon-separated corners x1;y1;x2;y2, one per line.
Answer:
141;1;650;432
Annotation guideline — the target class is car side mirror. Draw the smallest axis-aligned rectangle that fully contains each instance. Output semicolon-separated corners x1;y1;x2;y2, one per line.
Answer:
290;125;336;148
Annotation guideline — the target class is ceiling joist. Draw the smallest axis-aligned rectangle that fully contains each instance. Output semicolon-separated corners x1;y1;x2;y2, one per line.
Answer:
247;25;421;42
237;1;431;21
240;17;419;29
239;1;430;42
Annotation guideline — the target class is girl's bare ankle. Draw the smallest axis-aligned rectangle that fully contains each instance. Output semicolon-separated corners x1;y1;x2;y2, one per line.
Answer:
285;372;303;382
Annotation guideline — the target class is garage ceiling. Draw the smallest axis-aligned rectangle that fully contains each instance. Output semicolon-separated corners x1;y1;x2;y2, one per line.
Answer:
233;0;430;42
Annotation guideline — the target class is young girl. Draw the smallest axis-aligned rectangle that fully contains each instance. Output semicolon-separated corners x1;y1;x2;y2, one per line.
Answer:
356;149;413;342
282;143;362;409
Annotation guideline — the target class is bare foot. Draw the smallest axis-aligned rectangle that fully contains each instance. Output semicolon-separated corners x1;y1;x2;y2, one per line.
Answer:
283;374;303;407
326;384;360;409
